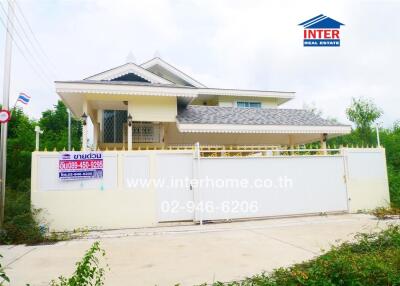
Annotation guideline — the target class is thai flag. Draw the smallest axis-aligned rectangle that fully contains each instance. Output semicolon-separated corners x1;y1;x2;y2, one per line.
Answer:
17;92;30;105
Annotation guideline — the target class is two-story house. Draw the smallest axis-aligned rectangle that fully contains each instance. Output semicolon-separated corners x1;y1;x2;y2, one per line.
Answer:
55;57;351;151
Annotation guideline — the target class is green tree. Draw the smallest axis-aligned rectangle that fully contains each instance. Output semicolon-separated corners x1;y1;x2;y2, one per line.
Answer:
7;108;35;191
346;97;382;144
39;101;82;151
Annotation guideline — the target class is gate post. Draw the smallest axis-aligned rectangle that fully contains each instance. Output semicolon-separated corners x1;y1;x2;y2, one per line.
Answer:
194;142;203;225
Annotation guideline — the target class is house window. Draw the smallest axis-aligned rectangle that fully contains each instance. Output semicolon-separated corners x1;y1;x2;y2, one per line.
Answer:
103;110;127;143
237;101;262;108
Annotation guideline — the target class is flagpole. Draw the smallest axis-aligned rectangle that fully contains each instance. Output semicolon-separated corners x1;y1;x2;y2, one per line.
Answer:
0;0;15;227
68;109;71;151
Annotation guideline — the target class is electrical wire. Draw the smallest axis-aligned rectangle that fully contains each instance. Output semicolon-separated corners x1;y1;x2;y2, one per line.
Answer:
0;10;53;90
0;0;54;84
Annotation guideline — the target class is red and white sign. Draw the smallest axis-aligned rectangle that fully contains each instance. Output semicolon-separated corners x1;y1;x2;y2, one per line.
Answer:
0;110;11;123
59;152;103;180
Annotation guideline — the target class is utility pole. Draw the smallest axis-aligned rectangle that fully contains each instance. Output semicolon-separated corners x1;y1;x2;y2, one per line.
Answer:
0;0;15;227
68;109;71;151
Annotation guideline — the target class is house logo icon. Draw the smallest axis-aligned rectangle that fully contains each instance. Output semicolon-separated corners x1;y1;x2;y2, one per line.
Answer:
62;154;71;160
299;14;344;47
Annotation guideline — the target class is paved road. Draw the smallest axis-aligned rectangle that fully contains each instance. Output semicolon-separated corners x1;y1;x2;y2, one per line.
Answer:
1;214;397;286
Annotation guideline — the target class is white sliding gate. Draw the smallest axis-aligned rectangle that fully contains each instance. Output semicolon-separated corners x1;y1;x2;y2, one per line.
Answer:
194;156;348;221
156;154;349;222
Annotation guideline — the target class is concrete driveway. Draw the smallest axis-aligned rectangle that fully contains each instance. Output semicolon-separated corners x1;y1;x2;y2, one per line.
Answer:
1;214;397;286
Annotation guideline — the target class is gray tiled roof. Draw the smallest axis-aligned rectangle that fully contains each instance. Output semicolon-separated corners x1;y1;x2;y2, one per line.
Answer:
177;105;347;126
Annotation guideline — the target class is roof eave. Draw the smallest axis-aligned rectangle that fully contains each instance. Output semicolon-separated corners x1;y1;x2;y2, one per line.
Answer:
55;81;199;98
198;88;295;101
176;122;352;134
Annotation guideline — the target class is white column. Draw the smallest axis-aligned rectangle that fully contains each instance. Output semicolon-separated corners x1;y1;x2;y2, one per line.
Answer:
93;123;99;150
320;133;327;155
82;100;88;151
288;134;294;155
127;101;132;151
128;121;132;151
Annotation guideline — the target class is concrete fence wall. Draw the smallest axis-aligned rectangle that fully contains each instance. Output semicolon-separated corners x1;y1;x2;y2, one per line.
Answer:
31;150;193;231
31;148;390;231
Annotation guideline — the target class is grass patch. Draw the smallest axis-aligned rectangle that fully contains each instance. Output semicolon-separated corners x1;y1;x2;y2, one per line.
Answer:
372;207;400;220
207;225;400;286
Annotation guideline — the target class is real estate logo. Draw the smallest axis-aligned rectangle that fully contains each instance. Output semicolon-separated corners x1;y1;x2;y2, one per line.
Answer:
299;14;344;47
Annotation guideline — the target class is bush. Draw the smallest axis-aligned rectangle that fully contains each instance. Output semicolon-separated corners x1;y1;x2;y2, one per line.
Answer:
388;166;400;208
212;225;400;286
0;189;45;245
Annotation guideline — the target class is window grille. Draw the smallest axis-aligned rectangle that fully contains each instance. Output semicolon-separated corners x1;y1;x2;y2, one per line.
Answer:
132;122;160;143
103;110;127;143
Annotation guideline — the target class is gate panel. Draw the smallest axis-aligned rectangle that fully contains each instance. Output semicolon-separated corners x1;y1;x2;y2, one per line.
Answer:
196;156;348;221
156;153;194;222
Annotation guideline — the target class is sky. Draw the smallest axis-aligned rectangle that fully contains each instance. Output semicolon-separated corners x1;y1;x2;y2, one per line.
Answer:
0;0;399;127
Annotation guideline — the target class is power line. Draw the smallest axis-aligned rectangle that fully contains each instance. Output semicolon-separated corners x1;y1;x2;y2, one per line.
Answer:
0;10;53;90
13;0;59;77
0;0;54;84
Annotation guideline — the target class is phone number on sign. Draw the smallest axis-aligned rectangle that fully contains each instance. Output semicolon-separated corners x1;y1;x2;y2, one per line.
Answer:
59;159;103;170
161;200;259;214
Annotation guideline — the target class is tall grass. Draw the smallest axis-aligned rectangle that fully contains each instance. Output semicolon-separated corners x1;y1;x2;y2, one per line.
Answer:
211;225;400;286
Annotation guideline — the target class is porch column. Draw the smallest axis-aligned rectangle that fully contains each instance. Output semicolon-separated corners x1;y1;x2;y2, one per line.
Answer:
127;100;133;151
81;100;88;151
320;133;328;155
127;113;132;151
93;122;99;150
288;135;294;155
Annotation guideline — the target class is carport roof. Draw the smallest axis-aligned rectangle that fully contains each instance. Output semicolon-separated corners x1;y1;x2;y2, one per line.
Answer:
177;105;348;126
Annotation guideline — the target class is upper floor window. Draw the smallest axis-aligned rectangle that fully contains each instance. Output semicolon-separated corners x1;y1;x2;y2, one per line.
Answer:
236;101;262;108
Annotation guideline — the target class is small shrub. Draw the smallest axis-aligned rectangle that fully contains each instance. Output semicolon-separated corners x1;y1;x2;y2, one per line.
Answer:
50;241;107;286
0;254;10;286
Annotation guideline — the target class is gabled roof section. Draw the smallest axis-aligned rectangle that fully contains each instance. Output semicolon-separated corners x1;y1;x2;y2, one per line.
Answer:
111;73;150;83
84;62;173;84
141;57;206;88
299;14;344;29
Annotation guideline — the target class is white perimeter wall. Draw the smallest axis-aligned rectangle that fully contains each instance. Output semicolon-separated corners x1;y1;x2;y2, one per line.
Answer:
31;148;390;231
31;150;193;231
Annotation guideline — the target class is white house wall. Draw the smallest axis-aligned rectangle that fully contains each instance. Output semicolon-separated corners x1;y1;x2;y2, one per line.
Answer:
128;96;177;122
